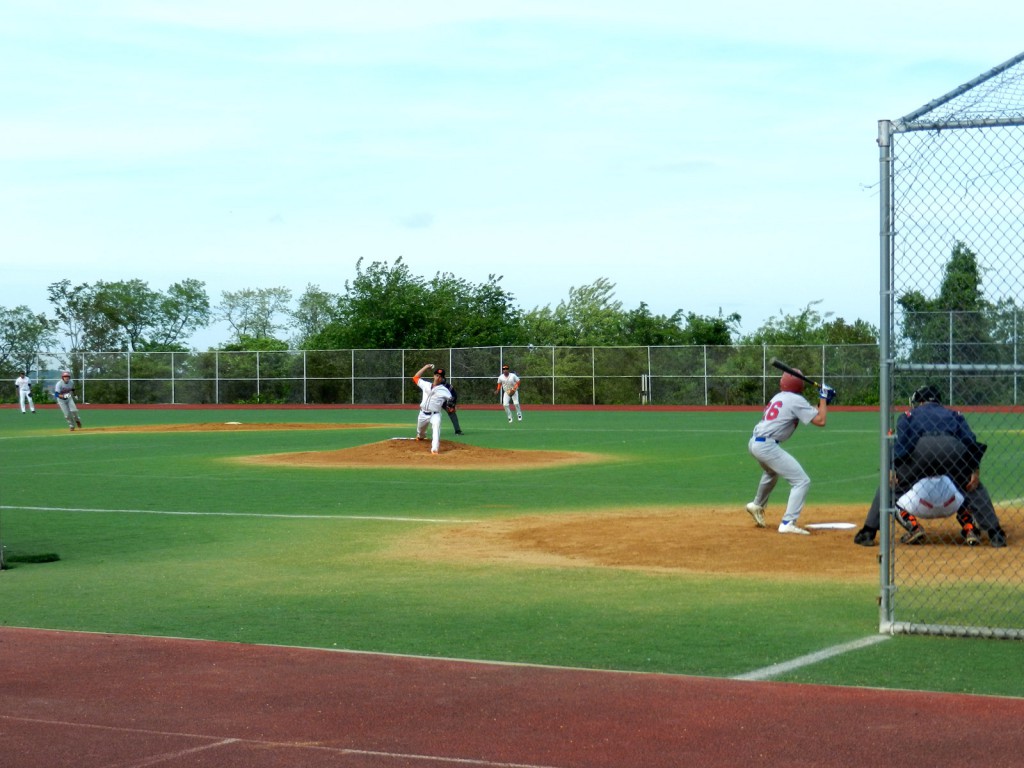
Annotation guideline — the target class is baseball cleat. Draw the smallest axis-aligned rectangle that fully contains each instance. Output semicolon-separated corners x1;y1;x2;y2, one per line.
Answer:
778;521;810;535
745;502;766;528
963;529;981;546
508;416;513;423
853;527;877;546
899;526;926;545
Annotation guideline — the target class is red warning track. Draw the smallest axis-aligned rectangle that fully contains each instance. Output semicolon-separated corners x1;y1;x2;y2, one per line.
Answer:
1;627;1022;768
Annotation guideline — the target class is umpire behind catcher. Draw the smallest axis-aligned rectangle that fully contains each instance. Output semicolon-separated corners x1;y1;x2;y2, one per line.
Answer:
853;384;1006;547
439;370;463;435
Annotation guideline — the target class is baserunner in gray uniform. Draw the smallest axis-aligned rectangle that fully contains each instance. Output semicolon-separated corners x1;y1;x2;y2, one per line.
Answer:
744;369;834;535
53;370;83;432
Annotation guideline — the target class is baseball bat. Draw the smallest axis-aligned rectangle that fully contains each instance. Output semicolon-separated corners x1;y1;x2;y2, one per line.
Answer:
769;357;822;389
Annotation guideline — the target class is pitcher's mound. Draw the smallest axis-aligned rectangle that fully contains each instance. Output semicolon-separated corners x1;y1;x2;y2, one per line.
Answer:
238;438;606;470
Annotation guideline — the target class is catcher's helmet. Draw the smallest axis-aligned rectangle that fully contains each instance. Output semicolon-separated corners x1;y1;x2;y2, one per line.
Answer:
60;370;71;378
911;385;942;407
779;371;804;393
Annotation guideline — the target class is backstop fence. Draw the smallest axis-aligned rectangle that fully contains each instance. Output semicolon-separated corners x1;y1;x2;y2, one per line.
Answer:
879;51;1024;639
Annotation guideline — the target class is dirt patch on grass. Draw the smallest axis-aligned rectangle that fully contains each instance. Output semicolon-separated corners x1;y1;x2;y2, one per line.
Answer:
238;437;603;470
88;422;386;433
394;505;1021;583
401;505;879;582
88;422;1021;583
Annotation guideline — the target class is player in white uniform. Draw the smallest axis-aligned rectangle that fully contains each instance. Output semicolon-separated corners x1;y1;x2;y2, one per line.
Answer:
893;474;979;545
15;371;36;413
412;364;454;454
53;370;82;431
745;370;834;534
495;364;522;423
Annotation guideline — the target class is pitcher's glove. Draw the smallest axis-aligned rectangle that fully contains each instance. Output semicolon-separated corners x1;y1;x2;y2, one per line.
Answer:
444;399;456;413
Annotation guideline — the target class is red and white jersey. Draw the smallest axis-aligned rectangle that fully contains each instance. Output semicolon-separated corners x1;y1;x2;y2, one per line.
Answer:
751;391;818;443
897;475;964;519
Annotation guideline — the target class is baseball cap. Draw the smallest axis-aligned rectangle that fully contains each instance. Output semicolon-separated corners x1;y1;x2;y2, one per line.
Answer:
434;367;446;377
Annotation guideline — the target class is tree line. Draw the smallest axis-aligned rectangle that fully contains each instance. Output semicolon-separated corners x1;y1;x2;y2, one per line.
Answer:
2;245;1018;383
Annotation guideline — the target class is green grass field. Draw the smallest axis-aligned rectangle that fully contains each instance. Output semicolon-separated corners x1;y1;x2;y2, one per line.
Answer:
1;404;1021;698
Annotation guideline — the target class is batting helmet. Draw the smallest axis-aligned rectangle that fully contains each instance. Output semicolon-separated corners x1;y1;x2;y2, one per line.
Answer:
779;371;804;393
911;384;942;407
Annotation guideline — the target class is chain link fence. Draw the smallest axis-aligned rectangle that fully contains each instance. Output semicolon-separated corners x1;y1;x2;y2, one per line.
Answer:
8;344;885;408
879;52;1024;638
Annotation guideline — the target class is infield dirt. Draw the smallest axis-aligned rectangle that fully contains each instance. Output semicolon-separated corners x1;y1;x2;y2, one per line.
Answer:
96;422;1021;585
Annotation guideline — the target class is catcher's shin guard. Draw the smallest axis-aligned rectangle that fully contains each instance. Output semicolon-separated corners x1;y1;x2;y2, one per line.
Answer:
956;507;980;544
896;508;919;532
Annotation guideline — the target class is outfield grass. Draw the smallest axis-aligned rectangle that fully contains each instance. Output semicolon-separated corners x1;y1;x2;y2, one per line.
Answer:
1;405;1021;698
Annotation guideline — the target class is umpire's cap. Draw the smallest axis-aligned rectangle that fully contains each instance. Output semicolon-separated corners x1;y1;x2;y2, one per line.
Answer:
911;385;942;406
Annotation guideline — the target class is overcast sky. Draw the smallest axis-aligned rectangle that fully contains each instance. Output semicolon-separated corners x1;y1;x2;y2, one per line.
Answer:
4;2;1024;347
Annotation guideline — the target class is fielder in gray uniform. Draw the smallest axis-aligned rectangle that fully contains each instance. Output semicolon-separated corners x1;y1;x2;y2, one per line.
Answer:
53;370;82;431
745;369;835;535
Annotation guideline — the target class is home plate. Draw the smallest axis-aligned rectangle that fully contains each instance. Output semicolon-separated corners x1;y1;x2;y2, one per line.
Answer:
805;522;857;530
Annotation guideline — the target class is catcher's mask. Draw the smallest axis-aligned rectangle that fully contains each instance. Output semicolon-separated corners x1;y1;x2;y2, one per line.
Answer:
911;385;942;407
779;371;804;394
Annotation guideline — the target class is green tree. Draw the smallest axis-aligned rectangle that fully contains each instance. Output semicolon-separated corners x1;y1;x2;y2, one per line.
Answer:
522;277;623;346
0;305;57;372
425;272;523;347
48;278;211;353
679;310;741;346
310;258;430;349
742;300;877;346
292;284;341;347
620;303;687;345
899;240;993;366
150;279;211;349
47;279;91;355
91;279;161;351
217;287;293;343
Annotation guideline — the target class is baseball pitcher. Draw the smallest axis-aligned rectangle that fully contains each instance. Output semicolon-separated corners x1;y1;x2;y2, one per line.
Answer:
413;364;453;454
